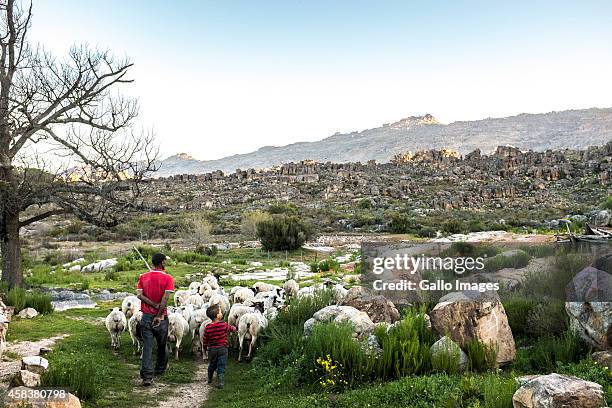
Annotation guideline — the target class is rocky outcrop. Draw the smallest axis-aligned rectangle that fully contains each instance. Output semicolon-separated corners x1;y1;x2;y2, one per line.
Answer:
565;263;612;350
304;305;375;338
339;287;400;324
429;291;516;364
512;373;606;408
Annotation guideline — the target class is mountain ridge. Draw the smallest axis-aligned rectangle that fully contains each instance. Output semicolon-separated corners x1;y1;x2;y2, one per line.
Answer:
156;107;612;177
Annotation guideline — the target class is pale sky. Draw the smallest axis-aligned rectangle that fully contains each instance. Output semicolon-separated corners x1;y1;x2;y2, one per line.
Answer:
29;0;612;161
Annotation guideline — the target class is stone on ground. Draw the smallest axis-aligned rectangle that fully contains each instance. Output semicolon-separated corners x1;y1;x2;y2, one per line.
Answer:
591;350;612;370
21;356;49;374
429;291;516;364
10;369;41;387
17;307;39;319
339;286;400;324
512;373;605;408
304;305;375;338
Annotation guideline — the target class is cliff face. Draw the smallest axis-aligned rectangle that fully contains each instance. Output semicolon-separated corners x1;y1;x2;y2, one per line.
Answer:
156;108;612;176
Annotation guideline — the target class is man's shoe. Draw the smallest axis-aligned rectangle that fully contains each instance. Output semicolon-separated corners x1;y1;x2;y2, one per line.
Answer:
142;379;152;387
207;373;213;385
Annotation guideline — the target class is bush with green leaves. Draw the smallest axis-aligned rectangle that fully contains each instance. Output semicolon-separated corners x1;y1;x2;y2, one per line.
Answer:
484;249;530;272
465;339;498;372
502;297;538;337
256;215;311;251
525;300;568;337
42;357;100;401
513;330;590;372
373;309;436;379
4;287;53;314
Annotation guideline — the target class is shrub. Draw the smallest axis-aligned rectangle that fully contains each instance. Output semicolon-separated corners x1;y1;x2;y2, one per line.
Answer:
241;210;272;238
465;339;497;372
442;219;465;234
513;330;589;372
388;213;420;234
481;374;517;408
195;244;218;256
318;259;339;272
484;249;530;272
302;322;371;387
525;300;568;337
374;309;436;378
4;288;52;314
503;298;538;337
256;215;311;251
42;358;100;401
431;342;461;374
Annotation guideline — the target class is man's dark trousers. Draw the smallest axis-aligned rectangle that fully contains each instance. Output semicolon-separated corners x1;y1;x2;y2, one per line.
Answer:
140;313;169;381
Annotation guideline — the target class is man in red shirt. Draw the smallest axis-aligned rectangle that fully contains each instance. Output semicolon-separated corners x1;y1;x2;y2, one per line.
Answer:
136;253;174;386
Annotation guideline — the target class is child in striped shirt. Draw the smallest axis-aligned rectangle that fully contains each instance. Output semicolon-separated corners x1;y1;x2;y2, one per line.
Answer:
202;304;236;389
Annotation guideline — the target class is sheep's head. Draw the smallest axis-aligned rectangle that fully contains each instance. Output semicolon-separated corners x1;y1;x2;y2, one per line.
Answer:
253;301;265;314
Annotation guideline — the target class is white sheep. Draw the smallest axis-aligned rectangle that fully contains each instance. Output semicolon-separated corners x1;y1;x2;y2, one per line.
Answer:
283;279;300;299
188;308;209;340
228;304;254;327
121;295;141;319
198;316;213;359
105;307;127;350
186;294;205;308
203;274;220;290
200;289;217;303
237;310;268;361
232;287;255;304
128;310;143;356
168;312;190;360
208;293;230;316
174;290;192;307
252;281;279;293
188;281;201;293
198;282;213;295
180;304;195;322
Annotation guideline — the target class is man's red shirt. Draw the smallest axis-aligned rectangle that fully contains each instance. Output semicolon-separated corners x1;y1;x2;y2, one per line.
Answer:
137;268;174;316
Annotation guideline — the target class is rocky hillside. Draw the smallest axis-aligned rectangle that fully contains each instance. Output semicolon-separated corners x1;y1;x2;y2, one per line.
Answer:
157;108;612;176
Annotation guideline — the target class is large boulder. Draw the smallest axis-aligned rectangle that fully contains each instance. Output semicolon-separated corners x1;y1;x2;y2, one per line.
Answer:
304;305;375;338
429;291;516;364
81;258;117;273
4;386;81;408
512;373;606;408
10;370;41;387
340;286;401;324
565;265;612;350
18;307;39;319
21;356;49;374
430;336;468;372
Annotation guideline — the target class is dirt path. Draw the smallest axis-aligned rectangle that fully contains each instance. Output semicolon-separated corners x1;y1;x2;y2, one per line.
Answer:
136;357;211;408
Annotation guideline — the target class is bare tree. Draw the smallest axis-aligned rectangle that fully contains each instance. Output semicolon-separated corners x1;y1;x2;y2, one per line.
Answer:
181;214;212;249
0;0;158;287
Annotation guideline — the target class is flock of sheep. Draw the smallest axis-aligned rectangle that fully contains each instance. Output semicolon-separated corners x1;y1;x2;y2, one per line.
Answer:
105;273;350;362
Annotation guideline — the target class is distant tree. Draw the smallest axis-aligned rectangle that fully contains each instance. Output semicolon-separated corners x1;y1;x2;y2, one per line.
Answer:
256;215;311;251
0;0;157;287
240;210;271;239
181;214;212;248
267;201;298;215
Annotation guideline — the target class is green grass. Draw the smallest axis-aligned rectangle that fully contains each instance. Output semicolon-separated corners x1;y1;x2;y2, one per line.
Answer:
208;359;518;408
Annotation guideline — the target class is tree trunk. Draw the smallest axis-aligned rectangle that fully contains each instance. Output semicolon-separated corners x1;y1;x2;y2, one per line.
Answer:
1;210;22;288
